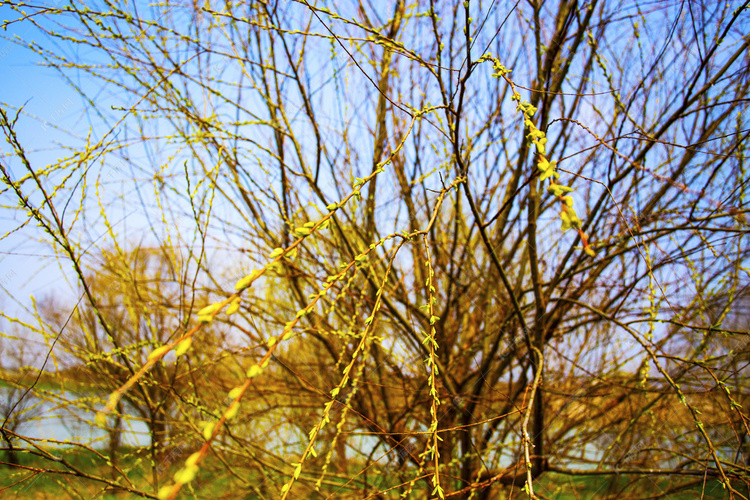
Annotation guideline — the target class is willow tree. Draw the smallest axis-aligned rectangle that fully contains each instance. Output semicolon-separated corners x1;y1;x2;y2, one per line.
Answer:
1;0;749;498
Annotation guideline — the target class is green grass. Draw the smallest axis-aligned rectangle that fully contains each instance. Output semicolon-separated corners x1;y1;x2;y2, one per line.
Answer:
2;449;746;499
0;447;270;499
1;446;151;499
527;471;742;499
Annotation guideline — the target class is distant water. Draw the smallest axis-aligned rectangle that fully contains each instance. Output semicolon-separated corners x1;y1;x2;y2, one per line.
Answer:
1;385;150;448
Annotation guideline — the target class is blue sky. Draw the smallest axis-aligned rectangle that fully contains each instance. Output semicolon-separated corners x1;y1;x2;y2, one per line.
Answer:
1;5;80;313
0;3;148;329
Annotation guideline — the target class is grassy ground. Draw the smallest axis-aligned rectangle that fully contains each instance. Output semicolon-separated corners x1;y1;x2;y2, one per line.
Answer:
527;471;740;499
1;446;285;499
1;448;746;499
1;446;149;499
